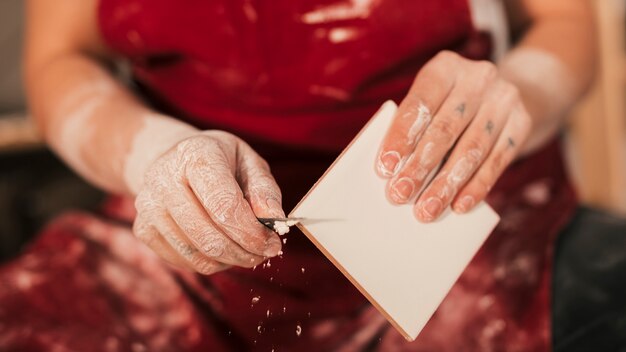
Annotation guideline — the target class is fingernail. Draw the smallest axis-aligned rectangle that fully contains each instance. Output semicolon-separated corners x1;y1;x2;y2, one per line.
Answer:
266;197;286;218
264;236;282;257
454;195;475;213
420;197;443;222
379;151;401;177
391;177;415;203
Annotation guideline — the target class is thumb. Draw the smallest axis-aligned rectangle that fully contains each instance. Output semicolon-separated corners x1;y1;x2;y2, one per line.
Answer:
236;142;286;219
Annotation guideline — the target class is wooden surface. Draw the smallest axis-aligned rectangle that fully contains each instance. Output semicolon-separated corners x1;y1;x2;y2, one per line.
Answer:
0;114;42;153
568;0;626;214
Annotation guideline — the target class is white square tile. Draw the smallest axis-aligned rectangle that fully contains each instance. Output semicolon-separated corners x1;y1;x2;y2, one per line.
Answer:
290;101;500;340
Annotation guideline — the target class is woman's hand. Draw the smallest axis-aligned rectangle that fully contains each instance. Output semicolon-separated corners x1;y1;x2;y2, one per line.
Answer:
376;51;532;222
133;131;285;274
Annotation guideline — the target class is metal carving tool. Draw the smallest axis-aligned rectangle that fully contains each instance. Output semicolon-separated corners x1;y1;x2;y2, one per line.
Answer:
257;217;304;231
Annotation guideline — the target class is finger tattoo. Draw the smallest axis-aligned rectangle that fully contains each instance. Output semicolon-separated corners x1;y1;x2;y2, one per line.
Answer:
485;120;494;134
455;103;466;116
507;137;516;148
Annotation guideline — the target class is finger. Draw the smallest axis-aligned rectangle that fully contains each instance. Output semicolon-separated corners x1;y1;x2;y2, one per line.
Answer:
387;63;495;205
167;181;266;268
376;52;456;178
414;79;516;222
186;140;282;257
236;142;285;219
133;214;193;270
152;209;229;275
452;104;532;213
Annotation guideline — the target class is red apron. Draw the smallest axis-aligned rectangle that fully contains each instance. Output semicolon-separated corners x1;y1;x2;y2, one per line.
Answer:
0;1;576;351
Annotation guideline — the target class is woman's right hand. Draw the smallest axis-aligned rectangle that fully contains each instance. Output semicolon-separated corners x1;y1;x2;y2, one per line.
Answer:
132;130;285;274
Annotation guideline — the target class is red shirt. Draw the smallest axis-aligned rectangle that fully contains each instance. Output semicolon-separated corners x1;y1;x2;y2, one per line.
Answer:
99;0;490;151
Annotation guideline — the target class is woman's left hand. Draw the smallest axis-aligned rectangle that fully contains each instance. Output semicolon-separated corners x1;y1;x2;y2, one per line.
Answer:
376;51;532;222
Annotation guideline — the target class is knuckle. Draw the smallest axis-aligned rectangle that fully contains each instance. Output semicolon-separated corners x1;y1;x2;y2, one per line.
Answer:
211;132;240;154
432;174;454;200
475;60;498;80
134;191;150;211
131;221;144;239
412;165;430;182
248;183;281;203
410;142;435;171
500;81;521;104
196;266;216;275
464;138;485;156
410;100;431;116
133;223;154;245
491;152;504;173
432;121;456;144
492;150;512;175
515;107;533;133
252;170;279;189
243;164;275;186
167;235;195;258
179;138;231;170
176;136;209;155
192;257;219;275
422;52;456;77
255;156;271;173
506;87;521;105
206;190;240;218
475;173;494;194
402;154;426;183
398;98;428;126
144;162;176;191
168;201;192;223
135;193;162;219
143;162;161;182
436;50;460;63
197;234;227;258
205;136;226;151
206;130;238;143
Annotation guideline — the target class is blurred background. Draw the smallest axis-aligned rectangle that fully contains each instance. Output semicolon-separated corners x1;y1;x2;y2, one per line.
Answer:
0;0;104;261
0;0;625;262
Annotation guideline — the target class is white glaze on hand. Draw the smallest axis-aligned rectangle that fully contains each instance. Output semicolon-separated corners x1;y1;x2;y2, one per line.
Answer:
51;81;116;189
446;148;483;187
433;148;483;202
420;142;436;166
414;141;436;181
133;131;284;272
418;148;483;219
123;115;197;195
406;104;432;145
377;150;402;177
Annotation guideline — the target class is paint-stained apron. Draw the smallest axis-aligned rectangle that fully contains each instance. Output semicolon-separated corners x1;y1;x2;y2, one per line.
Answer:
0;1;576;350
